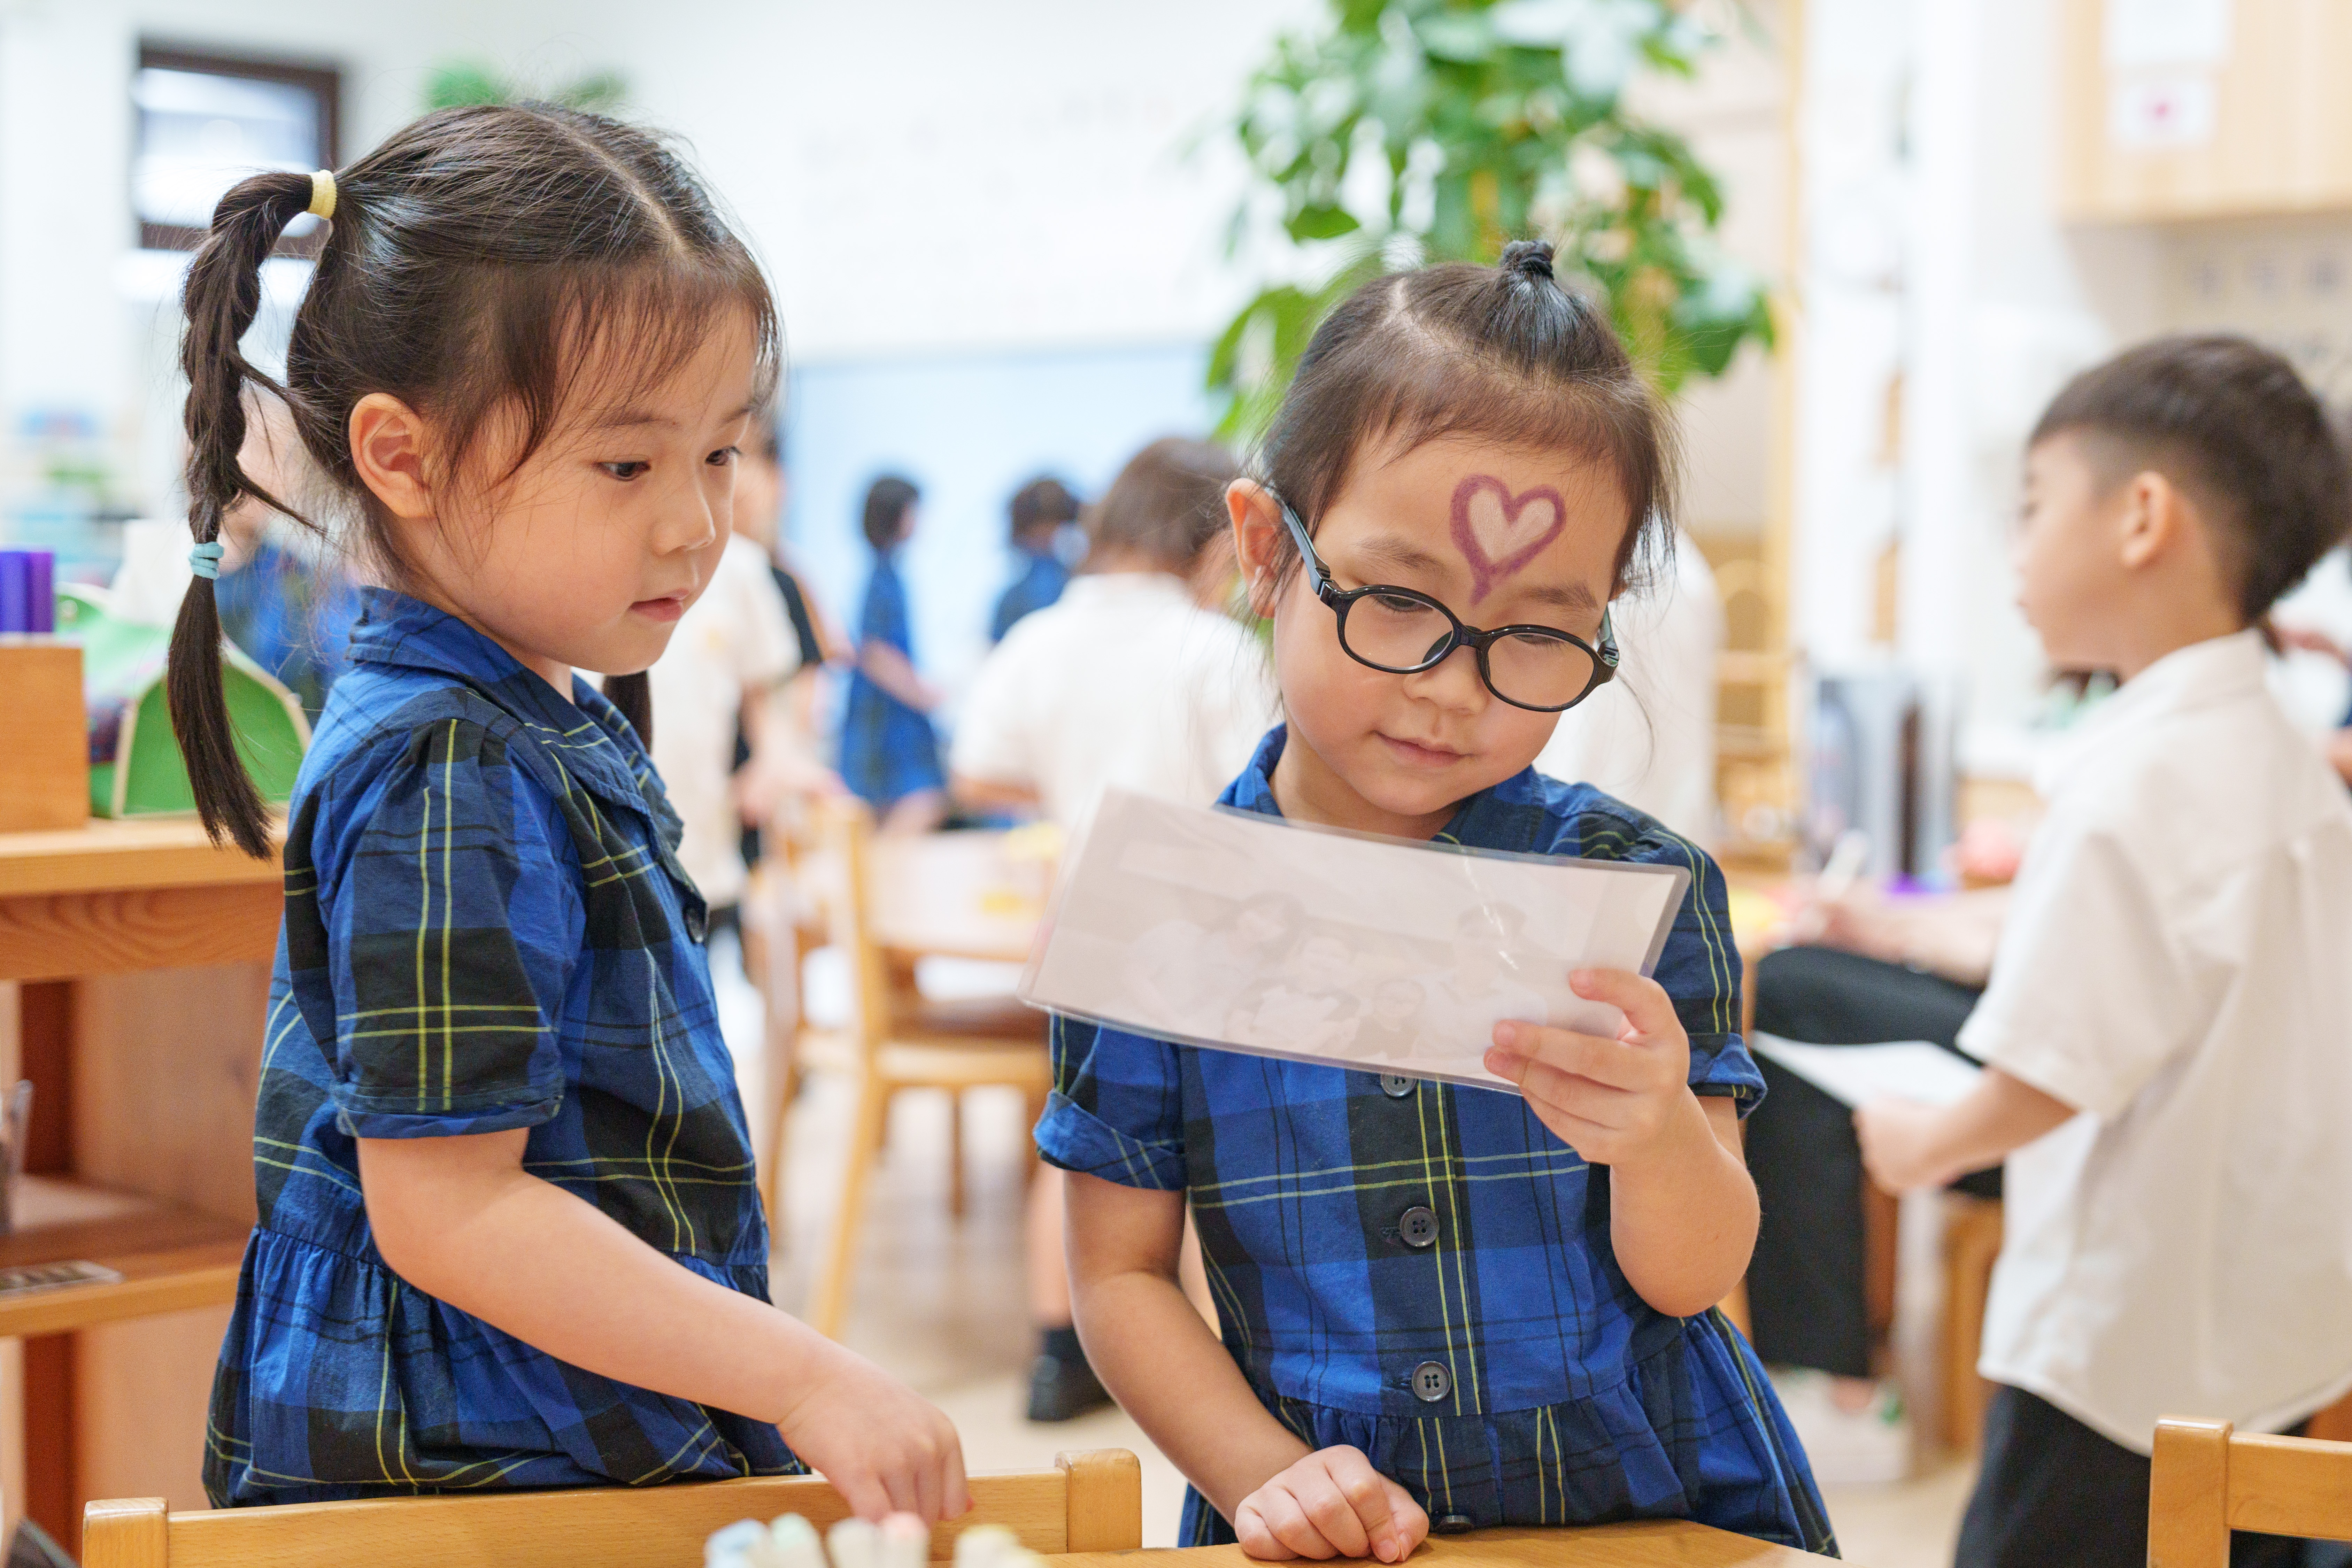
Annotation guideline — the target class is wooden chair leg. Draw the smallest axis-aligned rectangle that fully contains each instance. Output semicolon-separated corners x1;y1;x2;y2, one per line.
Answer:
810;1071;889;1339
947;1090;967;1220
1940;1195;2005;1453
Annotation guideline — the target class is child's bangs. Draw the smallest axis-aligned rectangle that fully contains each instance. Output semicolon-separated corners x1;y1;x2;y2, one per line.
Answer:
450;256;782;484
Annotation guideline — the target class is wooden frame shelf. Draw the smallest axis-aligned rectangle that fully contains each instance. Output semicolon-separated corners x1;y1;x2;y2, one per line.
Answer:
0;1176;246;1339
0;817;283;982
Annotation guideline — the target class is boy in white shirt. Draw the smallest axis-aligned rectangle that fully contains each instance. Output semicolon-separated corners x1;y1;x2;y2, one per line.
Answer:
952;435;1275;1423
1857;335;2352;1568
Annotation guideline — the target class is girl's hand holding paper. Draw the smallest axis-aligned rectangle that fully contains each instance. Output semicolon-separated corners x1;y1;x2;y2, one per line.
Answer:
1482;967;1697;1166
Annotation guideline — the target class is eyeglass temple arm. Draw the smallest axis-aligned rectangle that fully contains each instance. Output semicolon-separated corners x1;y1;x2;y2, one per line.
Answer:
1276;500;1332;587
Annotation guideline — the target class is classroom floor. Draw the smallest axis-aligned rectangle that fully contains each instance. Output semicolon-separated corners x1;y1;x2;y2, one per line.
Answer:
713;937;1980;1566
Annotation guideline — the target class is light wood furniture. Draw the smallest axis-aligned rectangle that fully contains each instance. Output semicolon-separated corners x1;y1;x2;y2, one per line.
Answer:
1054;1521;1833;1568
82;1448;1142;1568
2149;1417;2352;1566
1937;1195;2004;1452
0;818;283;1550
2059;0;2352;222
793;804;1051;1339
0;643;89;833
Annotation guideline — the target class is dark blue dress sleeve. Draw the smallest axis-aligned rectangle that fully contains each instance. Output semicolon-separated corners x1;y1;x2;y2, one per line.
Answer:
323;717;584;1138
1035;1015;1189;1190
1611;826;1763;1113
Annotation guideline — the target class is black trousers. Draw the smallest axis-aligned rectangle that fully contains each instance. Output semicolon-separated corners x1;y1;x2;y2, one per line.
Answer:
1743;946;1999;1377
1958;1384;2343;1568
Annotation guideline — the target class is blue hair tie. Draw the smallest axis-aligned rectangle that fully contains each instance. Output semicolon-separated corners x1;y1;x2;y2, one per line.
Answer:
189;540;225;580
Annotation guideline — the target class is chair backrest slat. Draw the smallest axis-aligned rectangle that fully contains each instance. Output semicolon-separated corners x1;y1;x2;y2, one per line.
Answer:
2150;1417;2352;1567
85;1451;1142;1568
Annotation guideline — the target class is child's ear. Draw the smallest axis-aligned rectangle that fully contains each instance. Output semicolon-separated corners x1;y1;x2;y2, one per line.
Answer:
1227;479;1285;617
348;393;437;523
2116;470;2181;571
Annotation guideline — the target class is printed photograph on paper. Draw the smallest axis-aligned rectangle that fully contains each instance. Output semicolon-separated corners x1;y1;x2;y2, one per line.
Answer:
1018;788;1690;1092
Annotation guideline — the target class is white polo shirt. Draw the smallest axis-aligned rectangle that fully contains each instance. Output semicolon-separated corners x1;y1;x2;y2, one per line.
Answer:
647;534;800;907
951;572;1275;830
1959;629;2352;1452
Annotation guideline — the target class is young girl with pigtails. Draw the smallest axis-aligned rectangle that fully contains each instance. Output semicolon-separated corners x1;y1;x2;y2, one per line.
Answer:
171;105;966;1516
1045;243;1834;1556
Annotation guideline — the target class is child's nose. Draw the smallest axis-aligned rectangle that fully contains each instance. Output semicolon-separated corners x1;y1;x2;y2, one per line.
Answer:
1401;642;1487;710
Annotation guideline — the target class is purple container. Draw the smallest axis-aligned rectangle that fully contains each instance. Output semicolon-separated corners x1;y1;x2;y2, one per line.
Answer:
24;550;53;635
0;550;28;634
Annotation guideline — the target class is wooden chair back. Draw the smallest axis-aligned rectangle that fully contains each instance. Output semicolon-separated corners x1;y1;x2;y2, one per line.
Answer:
800;795;895;1057
2150;1416;2352;1566
84;1449;1142;1568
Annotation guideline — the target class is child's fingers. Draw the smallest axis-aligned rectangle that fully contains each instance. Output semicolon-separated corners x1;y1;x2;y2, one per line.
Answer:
1378;1477;1432;1555
1291;1466;1373;1560
1252;1485;1339;1559
1491;1023;1649;1091
1234;1500;1300;1562
941;1440;972;1518
1321;1446;1407;1561
1567;968;1679;1040
832;1467;893;1522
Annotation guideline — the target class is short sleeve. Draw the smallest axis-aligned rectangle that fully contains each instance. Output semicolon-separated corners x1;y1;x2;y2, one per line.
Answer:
952;631;1040;787
1035;1014;1189;1190
325;718;581;1138
1956;820;2184;1119
1617;825;1764;1113
727;543;800;689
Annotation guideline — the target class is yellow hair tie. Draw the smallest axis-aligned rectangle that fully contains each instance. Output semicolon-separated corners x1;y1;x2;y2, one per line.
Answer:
307;169;336;221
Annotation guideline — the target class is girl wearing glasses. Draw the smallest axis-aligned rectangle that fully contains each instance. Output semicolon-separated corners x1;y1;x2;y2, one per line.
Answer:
1040;241;1829;1557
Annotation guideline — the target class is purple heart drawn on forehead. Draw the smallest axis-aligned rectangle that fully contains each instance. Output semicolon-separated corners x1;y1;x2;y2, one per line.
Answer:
1449;475;1567;603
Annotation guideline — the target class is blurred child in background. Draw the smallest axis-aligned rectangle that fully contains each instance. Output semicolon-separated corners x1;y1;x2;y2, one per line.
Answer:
953;434;1273;1422
1856;336;2352;1568
955;438;1272;831
842;475;948;833
991;474;1081;641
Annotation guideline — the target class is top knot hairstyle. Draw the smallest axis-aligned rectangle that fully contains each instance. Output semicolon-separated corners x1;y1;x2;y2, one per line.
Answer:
1257;238;1676;591
2029;333;2352;622
170;103;780;858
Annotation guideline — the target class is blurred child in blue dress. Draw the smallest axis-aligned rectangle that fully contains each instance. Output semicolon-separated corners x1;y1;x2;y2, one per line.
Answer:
842;474;948;832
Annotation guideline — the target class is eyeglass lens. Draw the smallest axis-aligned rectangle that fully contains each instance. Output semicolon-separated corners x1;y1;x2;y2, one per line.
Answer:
1340;591;1598;710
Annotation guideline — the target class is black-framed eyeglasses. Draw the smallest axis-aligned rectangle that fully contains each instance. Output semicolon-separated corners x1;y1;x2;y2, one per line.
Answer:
1279;500;1618;714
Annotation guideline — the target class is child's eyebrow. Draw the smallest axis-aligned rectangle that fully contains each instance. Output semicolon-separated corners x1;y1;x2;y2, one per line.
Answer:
1349;533;1601;616
584;400;757;433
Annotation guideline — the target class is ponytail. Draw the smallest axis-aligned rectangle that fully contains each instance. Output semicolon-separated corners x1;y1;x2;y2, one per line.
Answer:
169;170;318;859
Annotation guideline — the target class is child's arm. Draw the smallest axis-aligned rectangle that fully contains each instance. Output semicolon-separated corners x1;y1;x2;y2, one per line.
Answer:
858;641;943;712
1483;969;1757;1318
360;1130;968;1521
1853;1069;2077;1193
1066;1173;1427;1562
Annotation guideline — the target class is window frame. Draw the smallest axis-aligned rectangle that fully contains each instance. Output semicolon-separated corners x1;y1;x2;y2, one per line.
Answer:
133;42;341;254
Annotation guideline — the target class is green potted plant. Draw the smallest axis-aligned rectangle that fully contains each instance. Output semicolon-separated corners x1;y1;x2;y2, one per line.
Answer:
1210;0;1772;436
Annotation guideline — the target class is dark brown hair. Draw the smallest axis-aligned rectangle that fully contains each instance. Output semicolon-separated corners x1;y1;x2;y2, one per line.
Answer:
862;475;919;551
1009;476;1080;541
169;102;779;857
1257;239;1676;593
2030;334;2352;621
1089;437;1242;574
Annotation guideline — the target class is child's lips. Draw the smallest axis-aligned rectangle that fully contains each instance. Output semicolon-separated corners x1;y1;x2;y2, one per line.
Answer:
1378;732;1467;768
630;593;689;623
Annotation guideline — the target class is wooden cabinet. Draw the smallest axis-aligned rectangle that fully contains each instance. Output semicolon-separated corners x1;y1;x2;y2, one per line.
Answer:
0;819;282;1551
2060;0;2352;222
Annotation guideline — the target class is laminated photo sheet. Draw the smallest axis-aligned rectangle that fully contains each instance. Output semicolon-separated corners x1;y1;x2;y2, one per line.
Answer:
1018;788;1690;1094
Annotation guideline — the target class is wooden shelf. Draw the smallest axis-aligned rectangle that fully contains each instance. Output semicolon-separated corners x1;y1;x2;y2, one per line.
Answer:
0;815;282;899
0;816;285;981
0;1175;247;1338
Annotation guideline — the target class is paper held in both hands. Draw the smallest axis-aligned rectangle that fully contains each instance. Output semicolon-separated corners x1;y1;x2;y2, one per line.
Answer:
1017;787;1690;1094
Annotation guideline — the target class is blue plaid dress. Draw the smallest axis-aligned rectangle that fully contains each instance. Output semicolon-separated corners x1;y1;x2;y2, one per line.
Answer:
1038;727;1834;1554
205;589;797;1506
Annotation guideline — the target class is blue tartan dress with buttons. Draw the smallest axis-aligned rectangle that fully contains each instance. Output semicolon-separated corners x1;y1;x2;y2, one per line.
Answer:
203;589;798;1506
1037;727;1835;1554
